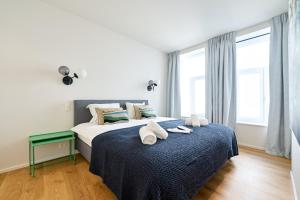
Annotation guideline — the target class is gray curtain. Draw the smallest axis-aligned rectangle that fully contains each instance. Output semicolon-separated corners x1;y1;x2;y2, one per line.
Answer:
206;32;237;129
266;13;291;158
166;51;181;118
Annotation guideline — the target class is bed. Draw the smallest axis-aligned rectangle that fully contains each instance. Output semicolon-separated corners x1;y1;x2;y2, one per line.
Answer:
73;100;238;200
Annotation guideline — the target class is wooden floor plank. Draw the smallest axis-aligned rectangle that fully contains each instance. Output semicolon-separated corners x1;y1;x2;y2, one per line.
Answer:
0;168;27;200
0;147;293;200
0;173;6;188
19;168;44;200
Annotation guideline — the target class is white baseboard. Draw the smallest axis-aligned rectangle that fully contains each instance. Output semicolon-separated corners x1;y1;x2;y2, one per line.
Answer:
0;151;79;174
291;171;299;200
0;163;29;174
238;142;265;150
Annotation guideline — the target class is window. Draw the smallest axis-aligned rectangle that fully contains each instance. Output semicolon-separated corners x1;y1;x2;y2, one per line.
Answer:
236;28;270;124
180;48;206;117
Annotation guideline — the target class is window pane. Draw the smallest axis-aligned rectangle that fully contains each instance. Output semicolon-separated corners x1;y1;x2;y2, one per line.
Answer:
236;28;270;124
180;49;205;77
180;48;205;117
237;34;270;70
194;79;205;117
237;72;263;121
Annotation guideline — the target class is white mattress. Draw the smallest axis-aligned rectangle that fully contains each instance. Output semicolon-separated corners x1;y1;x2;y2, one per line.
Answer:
71;117;174;147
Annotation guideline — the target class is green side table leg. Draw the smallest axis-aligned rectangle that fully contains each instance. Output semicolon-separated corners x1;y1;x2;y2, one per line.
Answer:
72;139;76;163
69;139;76;163
29;142;31;175
32;145;35;176
69;140;71;161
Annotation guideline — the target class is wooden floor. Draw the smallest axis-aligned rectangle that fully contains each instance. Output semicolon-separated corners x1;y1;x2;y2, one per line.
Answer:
0;146;293;200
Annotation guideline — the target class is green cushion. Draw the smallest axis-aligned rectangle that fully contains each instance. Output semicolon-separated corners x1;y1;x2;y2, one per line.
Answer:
104;110;129;123
140;108;157;118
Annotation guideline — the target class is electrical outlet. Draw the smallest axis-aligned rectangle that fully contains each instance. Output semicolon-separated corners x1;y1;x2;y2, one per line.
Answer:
58;143;62;148
64;102;71;112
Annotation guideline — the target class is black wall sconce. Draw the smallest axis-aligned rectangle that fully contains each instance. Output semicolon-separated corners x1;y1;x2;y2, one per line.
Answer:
58;66;87;85
147;80;158;91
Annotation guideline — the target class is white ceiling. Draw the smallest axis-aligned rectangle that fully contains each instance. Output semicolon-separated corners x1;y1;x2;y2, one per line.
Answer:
41;0;288;52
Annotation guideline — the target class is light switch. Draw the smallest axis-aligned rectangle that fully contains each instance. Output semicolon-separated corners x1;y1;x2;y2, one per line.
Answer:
64;102;71;112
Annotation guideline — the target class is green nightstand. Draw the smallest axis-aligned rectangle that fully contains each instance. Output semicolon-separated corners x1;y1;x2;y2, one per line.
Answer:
29;130;75;176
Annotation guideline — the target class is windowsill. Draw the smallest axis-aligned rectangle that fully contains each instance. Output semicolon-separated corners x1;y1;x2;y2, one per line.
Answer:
180;115;206;120
181;117;268;127
237;121;268;127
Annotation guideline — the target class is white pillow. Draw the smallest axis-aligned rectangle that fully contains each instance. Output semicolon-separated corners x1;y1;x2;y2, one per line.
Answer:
87;103;121;123
126;102;145;119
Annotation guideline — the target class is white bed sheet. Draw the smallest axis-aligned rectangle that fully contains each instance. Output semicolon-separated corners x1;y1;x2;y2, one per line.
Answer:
71;117;175;147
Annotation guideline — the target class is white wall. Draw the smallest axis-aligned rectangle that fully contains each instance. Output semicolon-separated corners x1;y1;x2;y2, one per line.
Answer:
0;0;167;172
292;133;300;200
235;123;267;149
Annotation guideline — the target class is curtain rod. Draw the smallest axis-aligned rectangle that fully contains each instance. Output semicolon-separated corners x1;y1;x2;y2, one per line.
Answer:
236;32;270;44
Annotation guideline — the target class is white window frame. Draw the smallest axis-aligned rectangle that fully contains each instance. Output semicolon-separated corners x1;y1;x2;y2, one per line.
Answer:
190;76;205;117
236;27;270;126
179;46;207;118
237;67;265;124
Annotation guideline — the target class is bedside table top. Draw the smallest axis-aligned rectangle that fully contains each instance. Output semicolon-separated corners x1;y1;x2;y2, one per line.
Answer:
29;130;74;142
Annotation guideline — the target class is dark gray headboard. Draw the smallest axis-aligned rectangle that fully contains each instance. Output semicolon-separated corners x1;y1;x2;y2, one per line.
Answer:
74;100;148;126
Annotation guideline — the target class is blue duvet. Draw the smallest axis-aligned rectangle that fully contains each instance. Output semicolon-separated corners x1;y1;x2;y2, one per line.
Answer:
90;120;238;200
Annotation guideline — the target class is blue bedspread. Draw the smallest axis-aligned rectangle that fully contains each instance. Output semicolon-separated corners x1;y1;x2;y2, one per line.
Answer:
90;120;238;200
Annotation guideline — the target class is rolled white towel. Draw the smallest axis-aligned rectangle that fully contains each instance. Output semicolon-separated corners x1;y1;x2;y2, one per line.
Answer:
191;114;200;127
185;116;209;127
139;126;157;145
200;118;209;126
185;118;192;126
147;121;168;139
